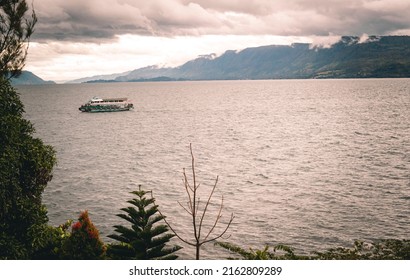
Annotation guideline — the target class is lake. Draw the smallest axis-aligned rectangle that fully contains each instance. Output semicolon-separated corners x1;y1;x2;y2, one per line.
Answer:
17;79;410;259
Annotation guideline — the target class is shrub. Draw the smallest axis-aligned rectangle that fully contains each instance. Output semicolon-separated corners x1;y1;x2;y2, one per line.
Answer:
216;239;410;260
312;239;410;260
60;211;105;259
216;242;308;260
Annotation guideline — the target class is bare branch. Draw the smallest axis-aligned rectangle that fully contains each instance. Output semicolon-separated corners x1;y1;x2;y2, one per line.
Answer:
183;168;194;193
190;143;196;190
152;192;197;247
203;194;224;241
177;200;192;215
182;168;193;212
190;145;199;243
198;176;219;239
200;213;235;246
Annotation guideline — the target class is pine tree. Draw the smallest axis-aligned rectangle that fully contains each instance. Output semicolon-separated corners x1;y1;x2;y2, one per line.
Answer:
107;186;181;260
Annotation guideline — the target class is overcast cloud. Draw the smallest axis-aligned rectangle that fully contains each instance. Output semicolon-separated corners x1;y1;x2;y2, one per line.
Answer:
32;0;410;41
25;0;410;81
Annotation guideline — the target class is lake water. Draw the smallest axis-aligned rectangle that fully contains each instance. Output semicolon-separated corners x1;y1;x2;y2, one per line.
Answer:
18;79;410;259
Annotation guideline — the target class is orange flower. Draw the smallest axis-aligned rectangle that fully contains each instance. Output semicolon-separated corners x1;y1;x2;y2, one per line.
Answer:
72;221;82;231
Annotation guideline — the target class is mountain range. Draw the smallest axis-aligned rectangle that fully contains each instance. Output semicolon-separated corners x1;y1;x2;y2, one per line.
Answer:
75;35;410;83
10;35;410;85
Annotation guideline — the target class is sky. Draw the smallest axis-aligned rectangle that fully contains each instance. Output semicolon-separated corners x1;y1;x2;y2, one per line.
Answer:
24;0;410;82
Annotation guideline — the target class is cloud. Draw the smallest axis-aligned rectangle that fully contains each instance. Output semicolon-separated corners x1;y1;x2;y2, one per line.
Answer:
26;34;308;81
33;0;153;41
23;0;410;81
31;0;410;42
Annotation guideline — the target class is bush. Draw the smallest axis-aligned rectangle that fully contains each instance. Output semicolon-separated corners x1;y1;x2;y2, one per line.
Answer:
60;211;106;259
312;239;410;260
216;239;410;260
30;220;73;260
216;242;308;260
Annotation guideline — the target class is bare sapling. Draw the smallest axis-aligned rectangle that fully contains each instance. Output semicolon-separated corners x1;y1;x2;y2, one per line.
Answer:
160;144;234;260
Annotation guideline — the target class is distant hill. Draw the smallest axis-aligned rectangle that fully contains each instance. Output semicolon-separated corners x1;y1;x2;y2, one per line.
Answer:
84;36;410;83
10;71;55;85
68;70;132;83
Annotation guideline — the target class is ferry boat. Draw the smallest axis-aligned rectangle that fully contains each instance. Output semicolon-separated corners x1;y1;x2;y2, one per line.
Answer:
79;97;134;112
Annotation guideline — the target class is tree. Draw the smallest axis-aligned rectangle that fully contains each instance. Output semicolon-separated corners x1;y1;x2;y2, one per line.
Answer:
161;144;234;260
0;0;37;78
107;186;182;260
0;1;54;259
0;77;56;259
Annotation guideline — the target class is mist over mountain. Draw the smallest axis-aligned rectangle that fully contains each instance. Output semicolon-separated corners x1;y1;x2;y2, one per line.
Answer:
73;36;410;83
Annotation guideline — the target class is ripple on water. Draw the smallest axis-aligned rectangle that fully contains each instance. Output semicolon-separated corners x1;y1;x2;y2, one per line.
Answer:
18;79;410;259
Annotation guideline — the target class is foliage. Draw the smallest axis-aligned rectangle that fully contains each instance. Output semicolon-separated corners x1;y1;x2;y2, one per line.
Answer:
108;186;181;260
29;220;72;259
162;144;234;260
216;242;308;260
216;239;410;260
60;211;106;260
0;77;56;259
312;239;410;260
0;0;37;78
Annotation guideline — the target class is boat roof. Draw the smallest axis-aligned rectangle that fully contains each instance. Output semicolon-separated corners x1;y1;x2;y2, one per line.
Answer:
90;96;128;101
